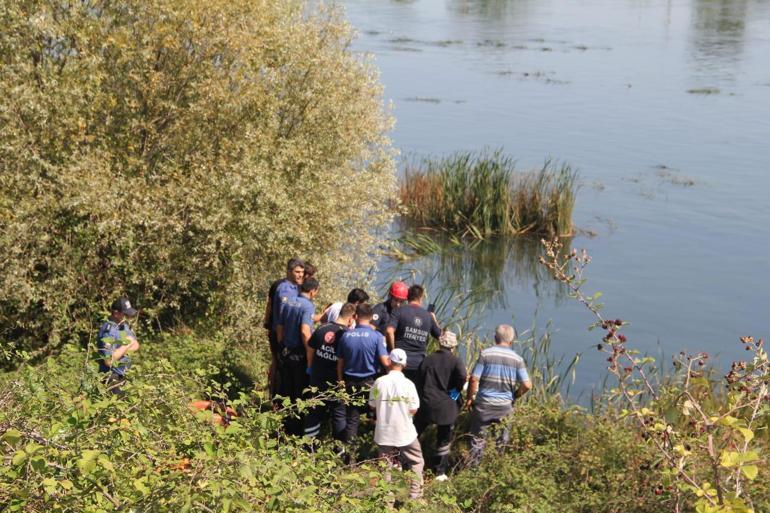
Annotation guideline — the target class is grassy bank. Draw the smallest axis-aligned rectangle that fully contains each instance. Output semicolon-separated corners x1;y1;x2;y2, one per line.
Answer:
3;323;768;512
0;333;652;513
398;151;578;238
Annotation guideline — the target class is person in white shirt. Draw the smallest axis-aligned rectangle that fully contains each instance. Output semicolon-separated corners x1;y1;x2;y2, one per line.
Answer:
368;348;425;499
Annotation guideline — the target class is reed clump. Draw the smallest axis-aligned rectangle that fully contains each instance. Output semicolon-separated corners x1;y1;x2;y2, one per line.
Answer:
399;150;578;238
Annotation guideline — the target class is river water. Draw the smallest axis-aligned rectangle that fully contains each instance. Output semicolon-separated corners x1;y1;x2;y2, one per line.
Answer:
343;0;770;397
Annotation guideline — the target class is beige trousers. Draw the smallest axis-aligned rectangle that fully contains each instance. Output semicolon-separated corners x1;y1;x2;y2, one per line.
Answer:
378;437;425;499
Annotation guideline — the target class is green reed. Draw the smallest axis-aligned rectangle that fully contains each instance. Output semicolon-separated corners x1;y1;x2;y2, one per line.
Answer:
399;150;578;238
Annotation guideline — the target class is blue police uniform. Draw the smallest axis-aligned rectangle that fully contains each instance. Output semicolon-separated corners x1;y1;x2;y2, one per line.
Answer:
272;280;300;329
97;320;136;377
276;293;315;436
337;325;388;443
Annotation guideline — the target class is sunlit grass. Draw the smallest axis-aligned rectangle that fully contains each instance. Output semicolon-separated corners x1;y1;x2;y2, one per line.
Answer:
399;150;578;238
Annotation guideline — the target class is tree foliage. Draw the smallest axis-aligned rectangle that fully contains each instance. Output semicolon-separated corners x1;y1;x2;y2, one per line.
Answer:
0;0;395;358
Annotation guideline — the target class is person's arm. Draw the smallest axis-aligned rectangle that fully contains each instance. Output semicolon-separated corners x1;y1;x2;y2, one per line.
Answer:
465;356;483;409
376;335;390;369
408;384;420;416
263;297;272;330
515;365;532;399
515;380;532;398
302;323;314;369
385;326;395;351
276;324;285;344
336;358;345;384
430;314;441;338
465;375;479;409
110;339;139;367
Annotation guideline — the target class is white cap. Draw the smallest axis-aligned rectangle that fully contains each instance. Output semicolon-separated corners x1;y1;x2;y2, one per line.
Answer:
389;348;407;366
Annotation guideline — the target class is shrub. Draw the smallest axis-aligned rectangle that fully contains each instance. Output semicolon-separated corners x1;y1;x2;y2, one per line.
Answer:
0;0;395;362
430;402;664;513
0;335;400;512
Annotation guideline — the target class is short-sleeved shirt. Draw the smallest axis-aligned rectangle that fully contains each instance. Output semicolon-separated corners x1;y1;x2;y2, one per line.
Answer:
388;303;441;371
309;321;348;386
371;301;397;335
96;320;136;376
324;302;343;323
271;279;299;329
472;345;530;420
369;370;420;447
278;295;315;350
337;325;388;379
418;348;467;425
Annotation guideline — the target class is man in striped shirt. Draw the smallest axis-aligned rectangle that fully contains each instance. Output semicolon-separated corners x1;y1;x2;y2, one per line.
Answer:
465;324;532;466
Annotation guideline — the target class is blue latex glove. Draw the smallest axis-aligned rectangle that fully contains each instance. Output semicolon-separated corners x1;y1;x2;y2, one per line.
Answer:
306;367;312;376
448;388;460;401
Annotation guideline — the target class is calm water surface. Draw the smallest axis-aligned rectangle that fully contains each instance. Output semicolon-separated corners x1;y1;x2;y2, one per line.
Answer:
343;0;770;396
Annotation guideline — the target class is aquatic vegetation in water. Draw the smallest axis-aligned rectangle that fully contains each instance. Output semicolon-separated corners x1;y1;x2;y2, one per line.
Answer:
402;96;441;104
387;37;462;48
398;150;578;238
655;168;696;187
477;39;507;48
390;46;422;53
687;87;721;95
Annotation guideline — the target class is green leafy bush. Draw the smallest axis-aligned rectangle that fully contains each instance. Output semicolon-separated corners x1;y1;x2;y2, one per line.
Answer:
0;335;401;512
0;0;395;361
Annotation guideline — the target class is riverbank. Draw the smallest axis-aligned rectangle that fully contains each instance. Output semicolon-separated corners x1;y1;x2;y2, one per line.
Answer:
2;326;768;512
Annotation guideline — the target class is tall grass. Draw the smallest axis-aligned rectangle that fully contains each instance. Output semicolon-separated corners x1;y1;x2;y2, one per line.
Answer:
399;150;578;238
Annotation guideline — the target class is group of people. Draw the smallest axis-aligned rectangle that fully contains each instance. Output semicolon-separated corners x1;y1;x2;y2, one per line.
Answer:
94;257;532;499
264;258;532;498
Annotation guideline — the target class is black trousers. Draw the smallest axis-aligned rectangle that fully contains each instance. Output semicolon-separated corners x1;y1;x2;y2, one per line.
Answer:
416;418;453;475
304;381;346;441
276;351;308;436
404;368;420;386
343;376;375;444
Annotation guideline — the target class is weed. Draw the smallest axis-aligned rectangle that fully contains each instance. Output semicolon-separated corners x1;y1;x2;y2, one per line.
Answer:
399;150;578;238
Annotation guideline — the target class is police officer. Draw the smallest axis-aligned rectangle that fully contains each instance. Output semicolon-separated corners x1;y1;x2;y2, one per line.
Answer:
97;297;140;394
336;303;390;447
371;281;408;335
276;277;319;436
386;284;441;384
304;302;356;442
263;257;305;396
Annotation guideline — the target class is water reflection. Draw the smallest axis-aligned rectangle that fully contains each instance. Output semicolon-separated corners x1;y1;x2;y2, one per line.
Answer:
689;0;750;78
379;235;570;330
447;0;532;19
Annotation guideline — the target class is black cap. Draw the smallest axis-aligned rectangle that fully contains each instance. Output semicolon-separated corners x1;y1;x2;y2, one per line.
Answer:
111;297;138;317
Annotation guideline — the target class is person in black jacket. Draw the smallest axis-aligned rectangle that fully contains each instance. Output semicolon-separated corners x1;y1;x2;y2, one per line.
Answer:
415;331;467;481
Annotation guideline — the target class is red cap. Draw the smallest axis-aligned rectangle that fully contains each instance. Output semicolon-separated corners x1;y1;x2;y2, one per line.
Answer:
389;281;408;300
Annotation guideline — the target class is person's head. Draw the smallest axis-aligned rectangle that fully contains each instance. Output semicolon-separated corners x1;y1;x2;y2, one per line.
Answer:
337;302;356;326
303;262;317;279
286;258;305;285
439;330;458;351
300;277;320;299
110;296;138;323
494;324;516;346
388;281;408;307
389;348;407;371
407;284;425;304
346;288;370;305
354;303;374;325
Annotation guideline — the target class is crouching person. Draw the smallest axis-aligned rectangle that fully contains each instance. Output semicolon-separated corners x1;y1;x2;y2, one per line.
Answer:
369;349;425;500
